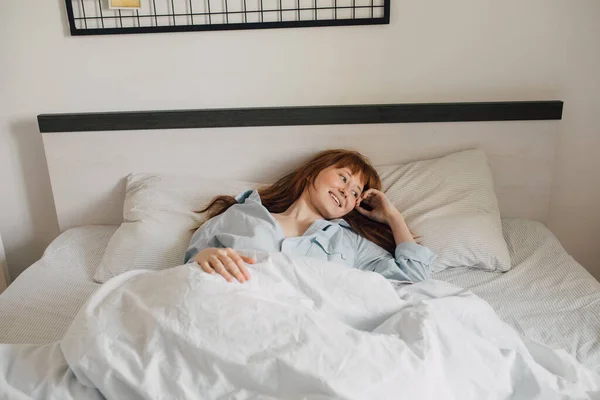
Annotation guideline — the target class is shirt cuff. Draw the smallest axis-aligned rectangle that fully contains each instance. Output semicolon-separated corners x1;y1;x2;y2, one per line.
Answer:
394;242;437;265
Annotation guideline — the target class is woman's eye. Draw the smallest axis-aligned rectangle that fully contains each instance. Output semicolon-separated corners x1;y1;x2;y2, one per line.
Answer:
352;191;358;198
340;175;347;183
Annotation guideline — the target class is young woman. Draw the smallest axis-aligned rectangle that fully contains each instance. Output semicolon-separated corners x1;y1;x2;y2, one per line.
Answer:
184;149;436;284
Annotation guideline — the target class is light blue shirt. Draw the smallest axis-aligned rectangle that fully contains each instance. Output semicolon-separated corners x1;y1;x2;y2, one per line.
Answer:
185;190;437;282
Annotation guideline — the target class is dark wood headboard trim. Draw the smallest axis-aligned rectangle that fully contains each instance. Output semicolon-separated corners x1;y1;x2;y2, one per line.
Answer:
38;101;563;133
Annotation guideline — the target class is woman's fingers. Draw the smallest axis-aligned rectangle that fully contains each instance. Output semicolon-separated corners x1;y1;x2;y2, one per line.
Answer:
240;255;256;264
231;253;252;281
361;192;389;213
236;262;250;282
360;188;376;200
355;205;371;216
360;191;377;207
199;261;215;275
210;257;234;283
220;254;247;283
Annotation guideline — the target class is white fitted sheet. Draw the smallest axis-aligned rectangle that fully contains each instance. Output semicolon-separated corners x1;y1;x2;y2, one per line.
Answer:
433;218;600;373
1;219;599;373
0;226;117;344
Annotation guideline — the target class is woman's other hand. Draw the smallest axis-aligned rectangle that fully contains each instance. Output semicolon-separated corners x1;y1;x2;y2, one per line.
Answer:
193;248;255;283
356;189;402;225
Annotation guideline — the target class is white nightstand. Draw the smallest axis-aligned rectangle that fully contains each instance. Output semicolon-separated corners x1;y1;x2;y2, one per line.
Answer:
0;233;7;294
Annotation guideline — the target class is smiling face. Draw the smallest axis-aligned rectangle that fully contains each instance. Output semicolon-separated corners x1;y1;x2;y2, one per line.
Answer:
306;166;365;219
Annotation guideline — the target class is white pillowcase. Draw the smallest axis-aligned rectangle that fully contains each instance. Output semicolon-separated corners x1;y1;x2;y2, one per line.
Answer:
379;149;510;272
94;149;510;283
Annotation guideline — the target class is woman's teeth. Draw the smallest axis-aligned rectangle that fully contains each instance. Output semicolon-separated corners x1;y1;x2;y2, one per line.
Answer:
329;192;341;207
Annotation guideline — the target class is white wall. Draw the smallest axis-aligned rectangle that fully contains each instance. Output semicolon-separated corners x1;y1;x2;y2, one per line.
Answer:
1;0;599;280
548;2;600;277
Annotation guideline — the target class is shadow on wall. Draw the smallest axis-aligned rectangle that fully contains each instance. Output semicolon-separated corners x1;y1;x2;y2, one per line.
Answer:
8;119;60;281
58;0;71;37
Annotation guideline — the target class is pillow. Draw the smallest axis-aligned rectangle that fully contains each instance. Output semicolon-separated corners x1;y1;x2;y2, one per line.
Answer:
93;174;261;283
95;148;510;283
378;149;511;273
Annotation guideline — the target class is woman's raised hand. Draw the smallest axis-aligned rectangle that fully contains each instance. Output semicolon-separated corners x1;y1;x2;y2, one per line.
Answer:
356;188;402;225
194;248;255;283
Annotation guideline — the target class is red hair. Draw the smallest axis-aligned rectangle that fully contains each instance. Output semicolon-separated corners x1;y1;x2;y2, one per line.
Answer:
198;149;399;254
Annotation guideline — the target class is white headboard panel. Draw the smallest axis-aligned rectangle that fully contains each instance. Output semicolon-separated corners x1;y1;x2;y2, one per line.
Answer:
42;120;558;231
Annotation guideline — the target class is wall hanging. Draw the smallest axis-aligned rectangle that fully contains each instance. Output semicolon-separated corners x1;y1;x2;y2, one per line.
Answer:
66;0;390;36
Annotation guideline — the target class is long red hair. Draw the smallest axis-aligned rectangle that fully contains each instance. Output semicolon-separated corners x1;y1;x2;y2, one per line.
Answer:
198;149;398;254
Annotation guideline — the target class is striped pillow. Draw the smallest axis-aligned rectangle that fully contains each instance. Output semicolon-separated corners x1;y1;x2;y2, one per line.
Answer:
377;149;511;272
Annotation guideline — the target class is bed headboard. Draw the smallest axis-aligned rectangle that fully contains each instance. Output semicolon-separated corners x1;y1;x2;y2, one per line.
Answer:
38;101;563;231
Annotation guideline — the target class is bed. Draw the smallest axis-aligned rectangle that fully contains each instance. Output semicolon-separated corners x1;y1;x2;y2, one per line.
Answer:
2;218;600;374
2;101;599;398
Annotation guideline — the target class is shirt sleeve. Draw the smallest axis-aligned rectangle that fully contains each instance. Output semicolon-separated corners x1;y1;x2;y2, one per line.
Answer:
354;236;437;282
183;216;222;264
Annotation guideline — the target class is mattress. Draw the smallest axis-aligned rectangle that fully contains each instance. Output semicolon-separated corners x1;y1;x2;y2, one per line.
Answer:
1;218;599;373
433;218;600;373
0;225;117;344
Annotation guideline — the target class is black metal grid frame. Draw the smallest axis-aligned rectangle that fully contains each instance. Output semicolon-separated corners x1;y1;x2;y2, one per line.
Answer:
66;0;391;36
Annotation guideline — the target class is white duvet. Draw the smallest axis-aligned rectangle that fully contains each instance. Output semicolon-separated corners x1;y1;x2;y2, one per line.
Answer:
1;253;599;399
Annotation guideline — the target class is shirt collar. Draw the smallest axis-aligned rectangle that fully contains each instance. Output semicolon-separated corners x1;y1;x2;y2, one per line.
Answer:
327;219;352;230
235;189;262;204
